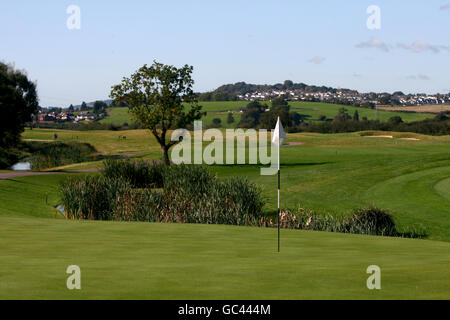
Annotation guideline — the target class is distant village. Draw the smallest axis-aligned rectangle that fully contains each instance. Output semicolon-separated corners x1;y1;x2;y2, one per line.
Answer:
37;111;102;123
237;90;450;107
35;87;450;124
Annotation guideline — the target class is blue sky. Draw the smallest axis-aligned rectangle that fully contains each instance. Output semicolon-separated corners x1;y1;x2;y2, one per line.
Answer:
1;0;449;107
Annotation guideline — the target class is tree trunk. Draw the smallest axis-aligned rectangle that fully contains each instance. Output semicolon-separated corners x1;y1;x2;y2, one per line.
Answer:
162;146;170;165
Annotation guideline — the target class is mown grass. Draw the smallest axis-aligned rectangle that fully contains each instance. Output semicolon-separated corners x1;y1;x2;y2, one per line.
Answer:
1;128;449;300
0;216;449;300
18;129;450;241
96;101;434;128
0;174;75;218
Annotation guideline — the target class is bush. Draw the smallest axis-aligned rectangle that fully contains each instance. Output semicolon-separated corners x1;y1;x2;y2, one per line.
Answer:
0;147;22;169
342;207;397;236
264;206;424;238
60;175;130;220
22;141;97;171
103;159;165;188
59;162;265;226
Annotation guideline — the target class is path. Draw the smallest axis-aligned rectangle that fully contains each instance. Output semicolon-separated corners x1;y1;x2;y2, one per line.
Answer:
0;168;100;180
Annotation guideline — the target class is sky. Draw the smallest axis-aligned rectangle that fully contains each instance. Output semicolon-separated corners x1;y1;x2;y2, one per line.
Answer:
1;0;449;107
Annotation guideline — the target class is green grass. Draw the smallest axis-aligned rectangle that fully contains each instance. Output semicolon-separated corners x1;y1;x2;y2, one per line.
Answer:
97;101;434;128
19;129;450;241
99;107;136;125
0;216;449;300
0;174;77;218
2;128;449;299
288;101;434;122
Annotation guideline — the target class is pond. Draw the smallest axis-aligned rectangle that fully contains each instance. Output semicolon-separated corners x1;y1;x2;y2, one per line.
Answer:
11;162;31;171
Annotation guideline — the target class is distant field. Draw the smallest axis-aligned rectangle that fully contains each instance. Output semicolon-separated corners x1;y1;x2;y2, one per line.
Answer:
99;102;435;127
99;107;135;125
379;104;450;114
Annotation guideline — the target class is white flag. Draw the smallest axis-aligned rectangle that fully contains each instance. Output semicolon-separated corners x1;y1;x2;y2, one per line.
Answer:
272;117;287;146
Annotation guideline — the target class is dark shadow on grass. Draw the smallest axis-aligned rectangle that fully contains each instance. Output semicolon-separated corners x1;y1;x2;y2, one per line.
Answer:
208;162;332;169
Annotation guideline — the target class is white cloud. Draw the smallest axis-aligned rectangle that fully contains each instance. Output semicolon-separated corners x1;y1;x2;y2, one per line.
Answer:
355;38;390;52
308;56;326;64
398;41;449;53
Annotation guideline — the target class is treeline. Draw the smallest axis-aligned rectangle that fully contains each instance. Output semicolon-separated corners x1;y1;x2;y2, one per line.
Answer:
238;98;310;129
197;92;239;101
294;116;450;136
213;80;355;96
30;121;144;131
237;98;450;136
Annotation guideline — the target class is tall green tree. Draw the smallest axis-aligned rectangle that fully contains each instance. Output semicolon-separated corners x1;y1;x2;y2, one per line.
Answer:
227;112;235;124
80;101;88;111
0;62;39;148
110;61;204;164
93;100;107;115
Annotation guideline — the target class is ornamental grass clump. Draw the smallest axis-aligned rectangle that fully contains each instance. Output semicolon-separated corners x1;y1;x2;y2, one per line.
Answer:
103;159;165;188
59;161;265;226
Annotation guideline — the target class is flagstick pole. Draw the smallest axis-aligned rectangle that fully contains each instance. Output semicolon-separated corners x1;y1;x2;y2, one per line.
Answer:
277;125;281;253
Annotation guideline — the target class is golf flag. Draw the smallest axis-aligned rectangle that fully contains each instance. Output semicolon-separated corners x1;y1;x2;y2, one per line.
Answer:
272;117;286;252
272;117;287;147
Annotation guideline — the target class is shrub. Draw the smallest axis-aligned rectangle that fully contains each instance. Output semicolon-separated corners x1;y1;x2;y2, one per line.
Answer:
60;175;130;220
342;207;397;236
24;141;97;171
103;159;165;188
0;147;22;169
59;162;265;227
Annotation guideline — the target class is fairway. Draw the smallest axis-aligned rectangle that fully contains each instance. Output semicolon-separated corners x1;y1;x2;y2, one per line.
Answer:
18;129;450;241
0;216;449;300
2;128;449;300
98;102;435;127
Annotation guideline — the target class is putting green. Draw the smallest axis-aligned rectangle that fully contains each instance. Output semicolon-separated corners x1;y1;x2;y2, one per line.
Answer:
0;216;449;300
434;177;450;201
362;166;450;241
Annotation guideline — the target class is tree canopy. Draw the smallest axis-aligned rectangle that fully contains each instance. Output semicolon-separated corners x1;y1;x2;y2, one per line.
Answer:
0;62;39;148
110;61;205;164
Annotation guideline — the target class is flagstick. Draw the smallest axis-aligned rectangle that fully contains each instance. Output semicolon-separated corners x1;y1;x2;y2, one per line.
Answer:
277;125;281;253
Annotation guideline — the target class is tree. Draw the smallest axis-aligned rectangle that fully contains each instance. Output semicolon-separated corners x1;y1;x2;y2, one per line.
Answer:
80;101;88;111
110;61;205;164
93;100;107;115
334;108;352;122
239;101;266;128
227;112;235;124
68;104;74;112
212;118;222;126
353;110;360;121
0;62;39;148
389;116;403;125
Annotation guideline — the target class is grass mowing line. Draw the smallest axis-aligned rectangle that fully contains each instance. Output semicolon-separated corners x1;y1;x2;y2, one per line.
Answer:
362;165;450;241
434;177;450;201
0;216;449;300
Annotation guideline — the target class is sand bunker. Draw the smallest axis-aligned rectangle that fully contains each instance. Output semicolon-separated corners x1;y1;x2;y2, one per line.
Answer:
398;138;420;141
365;135;393;139
286;142;304;146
